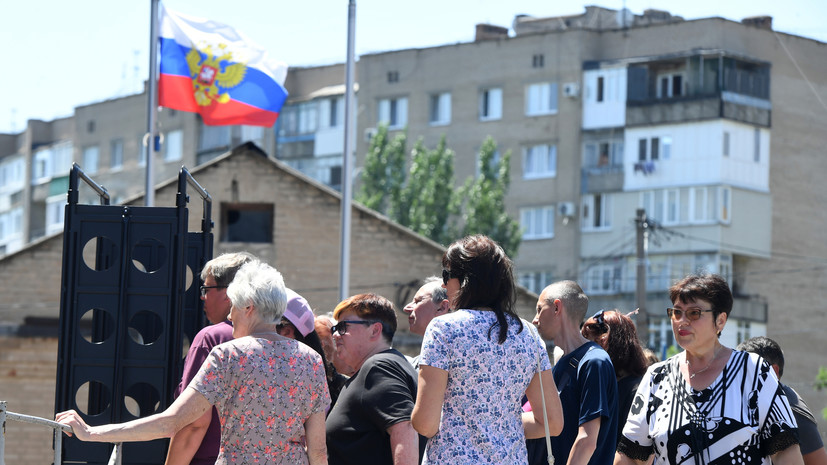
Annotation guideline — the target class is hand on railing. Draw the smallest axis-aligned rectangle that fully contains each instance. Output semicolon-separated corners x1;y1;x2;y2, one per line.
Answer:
55;409;93;441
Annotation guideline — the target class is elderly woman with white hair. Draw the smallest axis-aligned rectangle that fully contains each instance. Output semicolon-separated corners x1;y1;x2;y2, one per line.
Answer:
57;261;331;465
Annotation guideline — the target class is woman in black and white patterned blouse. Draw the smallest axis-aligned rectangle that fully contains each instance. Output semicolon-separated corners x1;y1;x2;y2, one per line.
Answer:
614;273;803;465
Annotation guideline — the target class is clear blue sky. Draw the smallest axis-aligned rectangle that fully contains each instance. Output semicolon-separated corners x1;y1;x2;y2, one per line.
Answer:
2;0;825;134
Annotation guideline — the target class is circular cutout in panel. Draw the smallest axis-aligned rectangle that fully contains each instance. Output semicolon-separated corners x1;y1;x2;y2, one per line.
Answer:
128;311;163;345
75;381;112;416
82;236;118;272
131;238;167;273
124;383;161;417
185;265;194;291
79;308;115;344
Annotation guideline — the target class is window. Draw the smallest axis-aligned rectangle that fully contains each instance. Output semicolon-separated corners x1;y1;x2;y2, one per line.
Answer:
83;146;100;175
723;131;730;157
220;203;274;243
479;87;502;121
657;73;683;98
532;54;544;68
521;206;555;240
585;265;621;295
387;71;399;83
138;136;147;166
164;130;183;162
525;82;558;116
597;76;604;102
46;195;65;235
719;186;731;223
518;270;553;294
523;144;557;179
277;102;318;138
582;194;612;230
661;136;672;160
736;320;751;345
584;140;623;168
110;139;123;170
32;148;52;183
429;92;451;126
378;97;408;129
637;136;669;163
665;189;679;224
689;187;716;223
240;126;264;146
329;97;341;127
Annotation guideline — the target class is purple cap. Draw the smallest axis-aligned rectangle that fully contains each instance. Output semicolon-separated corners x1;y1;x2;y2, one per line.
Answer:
284;288;316;337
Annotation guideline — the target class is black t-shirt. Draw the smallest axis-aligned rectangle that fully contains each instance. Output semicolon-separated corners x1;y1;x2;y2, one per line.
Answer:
326;349;422;465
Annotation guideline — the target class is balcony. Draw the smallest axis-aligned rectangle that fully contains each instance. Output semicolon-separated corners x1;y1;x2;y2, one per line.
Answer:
625;52;771;128
581;164;623;193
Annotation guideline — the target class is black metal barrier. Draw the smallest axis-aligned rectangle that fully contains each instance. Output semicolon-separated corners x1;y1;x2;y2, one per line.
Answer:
54;164;212;464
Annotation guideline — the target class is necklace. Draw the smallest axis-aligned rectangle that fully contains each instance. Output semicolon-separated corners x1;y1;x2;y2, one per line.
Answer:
686;344;723;379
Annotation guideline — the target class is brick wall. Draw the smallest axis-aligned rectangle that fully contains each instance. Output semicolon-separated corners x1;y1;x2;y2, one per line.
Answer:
1;337;59;465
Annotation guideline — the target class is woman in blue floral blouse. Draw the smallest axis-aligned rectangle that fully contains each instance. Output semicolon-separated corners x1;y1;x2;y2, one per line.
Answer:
411;235;562;465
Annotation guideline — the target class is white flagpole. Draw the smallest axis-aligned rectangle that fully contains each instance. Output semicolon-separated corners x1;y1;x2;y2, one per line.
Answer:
339;0;356;301
144;0;160;207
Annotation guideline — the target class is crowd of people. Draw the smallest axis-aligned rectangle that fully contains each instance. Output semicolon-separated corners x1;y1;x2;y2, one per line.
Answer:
55;235;823;465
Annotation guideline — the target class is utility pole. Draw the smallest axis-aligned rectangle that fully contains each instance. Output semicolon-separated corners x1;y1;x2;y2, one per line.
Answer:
635;208;650;345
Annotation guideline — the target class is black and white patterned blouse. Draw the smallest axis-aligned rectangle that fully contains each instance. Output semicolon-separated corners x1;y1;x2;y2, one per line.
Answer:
618;350;799;465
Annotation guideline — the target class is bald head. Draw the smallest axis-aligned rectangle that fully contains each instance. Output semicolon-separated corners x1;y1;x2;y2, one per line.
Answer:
543;280;589;325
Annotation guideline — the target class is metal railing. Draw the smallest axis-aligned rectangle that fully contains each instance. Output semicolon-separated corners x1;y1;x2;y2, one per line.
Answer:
0;400;121;465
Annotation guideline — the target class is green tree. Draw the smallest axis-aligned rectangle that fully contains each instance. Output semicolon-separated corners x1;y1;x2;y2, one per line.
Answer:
398;136;457;244
356;124;407;216
455;136;522;257
815;366;827;420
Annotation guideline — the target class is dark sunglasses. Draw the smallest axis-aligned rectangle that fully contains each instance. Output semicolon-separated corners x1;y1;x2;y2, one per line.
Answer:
667;307;714;321
331;320;377;335
441;268;459;285
588;310;608;333
199;285;227;297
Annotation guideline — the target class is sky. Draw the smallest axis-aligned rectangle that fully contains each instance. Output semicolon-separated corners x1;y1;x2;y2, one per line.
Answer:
2;0;825;134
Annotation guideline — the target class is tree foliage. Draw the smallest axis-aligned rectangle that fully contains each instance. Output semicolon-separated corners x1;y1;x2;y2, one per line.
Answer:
398;136;457;244
356;124;406;215
815;366;827;420
356;132;521;256
455;136;522;257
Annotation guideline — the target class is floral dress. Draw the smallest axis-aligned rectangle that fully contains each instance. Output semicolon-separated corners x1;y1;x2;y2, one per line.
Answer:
419;310;550;465
191;335;330;465
618;350;799;465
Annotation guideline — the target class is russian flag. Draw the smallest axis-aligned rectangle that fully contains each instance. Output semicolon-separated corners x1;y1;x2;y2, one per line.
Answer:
158;5;288;127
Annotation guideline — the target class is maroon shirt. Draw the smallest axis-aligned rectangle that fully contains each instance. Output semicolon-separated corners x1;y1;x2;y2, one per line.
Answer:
175;321;233;465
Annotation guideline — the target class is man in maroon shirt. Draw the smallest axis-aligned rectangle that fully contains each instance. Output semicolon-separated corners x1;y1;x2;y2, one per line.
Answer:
164;252;256;465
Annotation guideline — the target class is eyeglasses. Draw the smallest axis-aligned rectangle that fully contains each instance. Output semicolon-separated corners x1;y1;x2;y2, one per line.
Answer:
588;310;608;333
667;307;714;321
331;320;377;335
441;268;459;285
199;285;227;297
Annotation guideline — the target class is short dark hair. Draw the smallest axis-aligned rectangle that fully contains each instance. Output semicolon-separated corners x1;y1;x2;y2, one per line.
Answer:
332;293;397;342
669;273;733;320
736;336;785;377
442;235;521;344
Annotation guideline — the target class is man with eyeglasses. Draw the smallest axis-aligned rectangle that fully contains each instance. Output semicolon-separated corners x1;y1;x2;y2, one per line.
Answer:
326;293;424;465
165;252;257;465
402;277;450;370
530;280;618;465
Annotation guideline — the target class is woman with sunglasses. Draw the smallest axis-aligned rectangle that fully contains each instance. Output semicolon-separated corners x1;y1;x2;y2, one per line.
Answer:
615;273;803;465
580;309;647;443
411;235;562;464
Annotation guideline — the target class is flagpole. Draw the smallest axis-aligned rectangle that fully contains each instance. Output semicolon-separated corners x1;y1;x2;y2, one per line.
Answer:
145;0;160;207
339;0;356;301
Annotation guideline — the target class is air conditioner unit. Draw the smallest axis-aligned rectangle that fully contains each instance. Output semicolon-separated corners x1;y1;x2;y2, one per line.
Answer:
563;82;580;98
364;127;377;142
558;202;576;217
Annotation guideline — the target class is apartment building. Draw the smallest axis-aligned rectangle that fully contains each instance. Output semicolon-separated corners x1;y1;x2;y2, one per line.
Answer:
0;91;275;257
